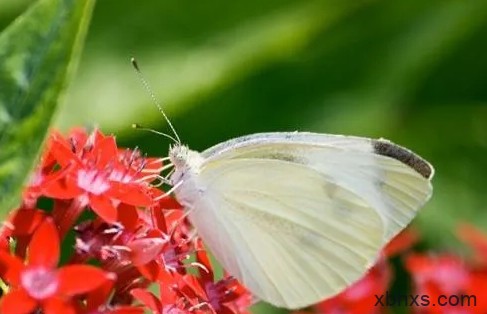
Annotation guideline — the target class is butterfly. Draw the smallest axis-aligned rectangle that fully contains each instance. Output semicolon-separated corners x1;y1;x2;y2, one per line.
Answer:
129;57;433;309
166;132;434;309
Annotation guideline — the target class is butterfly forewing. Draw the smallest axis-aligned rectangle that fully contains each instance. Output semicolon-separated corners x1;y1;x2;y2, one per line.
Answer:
201;133;433;243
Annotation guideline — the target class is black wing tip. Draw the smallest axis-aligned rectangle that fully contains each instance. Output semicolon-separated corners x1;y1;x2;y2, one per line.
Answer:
372;139;434;179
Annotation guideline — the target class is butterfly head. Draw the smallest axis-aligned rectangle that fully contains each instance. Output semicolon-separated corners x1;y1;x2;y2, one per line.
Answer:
168;144;204;186
169;144;191;168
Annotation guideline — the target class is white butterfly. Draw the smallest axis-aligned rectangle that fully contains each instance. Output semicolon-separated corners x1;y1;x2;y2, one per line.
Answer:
167;132;434;309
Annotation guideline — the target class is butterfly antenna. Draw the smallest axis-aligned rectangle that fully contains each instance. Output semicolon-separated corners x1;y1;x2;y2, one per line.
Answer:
131;57;181;145
131;123;179;144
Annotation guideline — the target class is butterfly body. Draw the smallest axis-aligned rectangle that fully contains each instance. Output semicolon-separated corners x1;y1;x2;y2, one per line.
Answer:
168;132;434;309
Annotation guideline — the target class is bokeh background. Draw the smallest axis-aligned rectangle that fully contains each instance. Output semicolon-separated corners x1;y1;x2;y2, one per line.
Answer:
2;1;487;313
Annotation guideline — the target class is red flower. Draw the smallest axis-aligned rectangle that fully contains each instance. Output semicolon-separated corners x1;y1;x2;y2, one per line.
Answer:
23;129;165;240
402;224;487;313
406;251;487;313
80;279;144;314
0;219;114;314
44;129;155;223
71;201;191;304
1;128;253;314
458;223;487;266
407;254;469;295
22;151;59;209
406;254;468;313
0;207;45;256
131;283;190;314
178;239;251;314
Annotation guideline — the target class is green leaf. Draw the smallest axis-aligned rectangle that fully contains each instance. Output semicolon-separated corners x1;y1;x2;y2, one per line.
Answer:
0;0;95;220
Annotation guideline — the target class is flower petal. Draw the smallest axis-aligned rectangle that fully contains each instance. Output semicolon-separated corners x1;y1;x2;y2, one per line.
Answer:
91;128;108;145
109;182;152;207
458;223;487;264
157;195;182;210
137;260;161;281
52;199;86;239
218;304;237;314
9;208;46;236
89;194;118;223
48;134;79;168
117;203;139;232
107;306;145;314
0;289;37;314
130;288;161;312
128;237;165;266
43;176;83;200
28;219;59;268
195;239;214;283
85;280;114;312
0;250;25;286
150;205;167;233
67;127;89;151
58;265;114;295
92;136;118;168
382;227;419;257
150;189;182;210
42;296;76;314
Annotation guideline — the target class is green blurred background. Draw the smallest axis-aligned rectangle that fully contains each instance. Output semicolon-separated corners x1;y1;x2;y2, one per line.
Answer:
2;1;487;313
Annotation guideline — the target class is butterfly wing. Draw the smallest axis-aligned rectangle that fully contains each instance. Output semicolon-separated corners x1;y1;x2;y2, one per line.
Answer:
182;133;433;309
201;132;434;242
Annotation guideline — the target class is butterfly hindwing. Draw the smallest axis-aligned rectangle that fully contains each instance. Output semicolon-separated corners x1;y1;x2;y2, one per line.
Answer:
189;158;384;308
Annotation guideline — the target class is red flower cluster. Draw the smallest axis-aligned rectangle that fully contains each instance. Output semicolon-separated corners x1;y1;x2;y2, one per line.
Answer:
404;225;487;314
297;226;487;314
0;129;251;314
